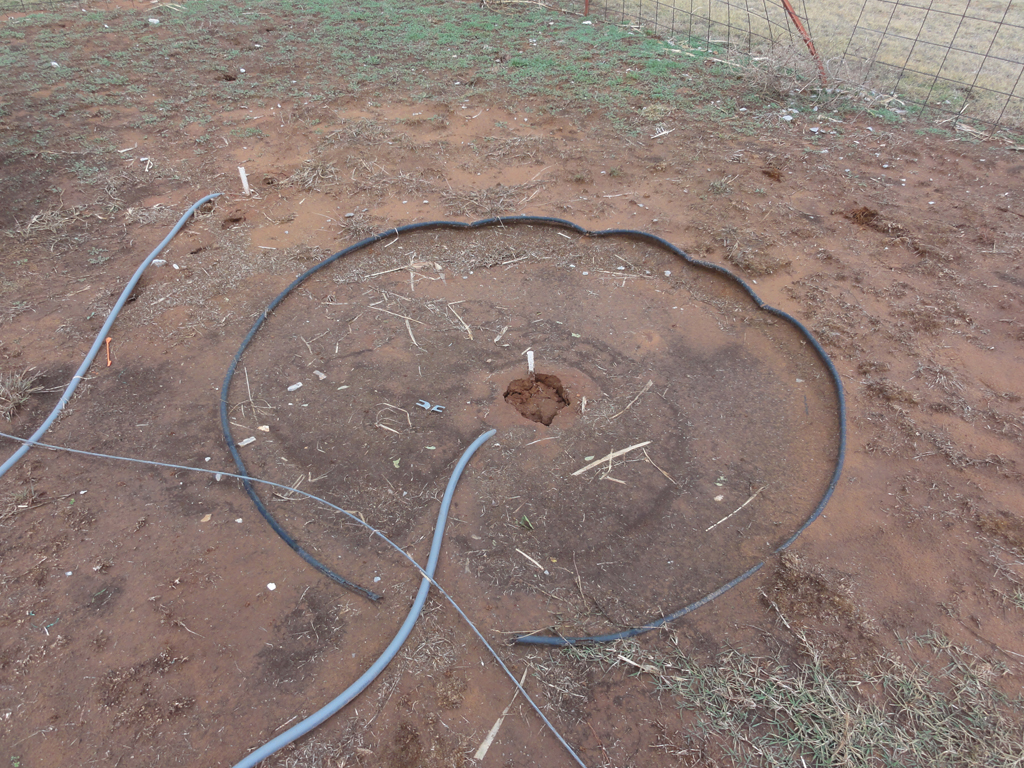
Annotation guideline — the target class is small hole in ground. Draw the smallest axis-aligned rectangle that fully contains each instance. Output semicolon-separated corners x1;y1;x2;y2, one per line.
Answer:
504;373;570;426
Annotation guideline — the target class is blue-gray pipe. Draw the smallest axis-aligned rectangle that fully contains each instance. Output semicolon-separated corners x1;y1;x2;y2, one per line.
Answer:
0;193;221;481
231;428;496;768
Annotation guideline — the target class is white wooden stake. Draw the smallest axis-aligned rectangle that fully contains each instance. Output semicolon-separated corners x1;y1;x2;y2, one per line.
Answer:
238;166;250;196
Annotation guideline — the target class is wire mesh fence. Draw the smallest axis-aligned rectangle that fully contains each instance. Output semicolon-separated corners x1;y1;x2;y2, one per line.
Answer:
3;0;1022;130
542;0;1024;131
840;0;1024;128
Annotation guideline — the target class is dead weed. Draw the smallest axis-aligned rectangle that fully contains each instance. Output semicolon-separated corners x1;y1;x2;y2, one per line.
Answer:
442;182;544;217
0;369;43;420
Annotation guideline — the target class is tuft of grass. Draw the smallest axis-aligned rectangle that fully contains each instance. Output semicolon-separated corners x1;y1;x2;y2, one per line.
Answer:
1009;588;1024;613
0;369;42;420
709;174;737;195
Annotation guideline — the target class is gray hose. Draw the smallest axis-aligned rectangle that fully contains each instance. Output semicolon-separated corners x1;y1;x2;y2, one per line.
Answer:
0;192;221;482
230;428;497;768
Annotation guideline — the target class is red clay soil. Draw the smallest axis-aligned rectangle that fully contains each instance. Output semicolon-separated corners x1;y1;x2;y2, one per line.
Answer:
504;374;570;426
1;2;1024;768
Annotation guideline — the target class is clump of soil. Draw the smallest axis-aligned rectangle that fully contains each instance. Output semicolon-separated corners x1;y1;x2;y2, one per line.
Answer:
865;378;920;404
977;509;1024;554
504;373;569;426
763;552;860;625
844;206;908;236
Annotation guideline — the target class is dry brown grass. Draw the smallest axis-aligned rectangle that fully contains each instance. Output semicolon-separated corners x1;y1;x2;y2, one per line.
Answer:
286;160;340;192
571;627;1024;768
0;369;42;420
441;182;544;217
10;203;92;239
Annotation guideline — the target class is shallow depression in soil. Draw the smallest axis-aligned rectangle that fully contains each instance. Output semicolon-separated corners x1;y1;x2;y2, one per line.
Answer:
227;223;841;636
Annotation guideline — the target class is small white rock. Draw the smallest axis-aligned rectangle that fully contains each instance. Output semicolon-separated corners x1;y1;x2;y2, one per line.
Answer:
238;436;256;447
313;370;326;380
267;583;276;591
287;382;303;392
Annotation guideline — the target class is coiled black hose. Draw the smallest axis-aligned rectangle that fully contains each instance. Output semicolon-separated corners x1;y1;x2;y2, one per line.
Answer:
222;216;846;639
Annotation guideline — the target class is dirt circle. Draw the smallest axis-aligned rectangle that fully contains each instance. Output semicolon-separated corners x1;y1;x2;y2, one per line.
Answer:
224;219;843;637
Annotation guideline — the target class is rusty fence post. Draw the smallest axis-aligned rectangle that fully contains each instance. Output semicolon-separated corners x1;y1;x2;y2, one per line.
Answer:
780;0;827;85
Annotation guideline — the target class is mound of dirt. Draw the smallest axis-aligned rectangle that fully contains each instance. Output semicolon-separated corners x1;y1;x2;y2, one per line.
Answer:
504;373;570;426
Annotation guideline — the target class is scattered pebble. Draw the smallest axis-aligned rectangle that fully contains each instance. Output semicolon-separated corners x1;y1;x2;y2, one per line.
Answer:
714;495;724;502
373;576;381;583
235;518;243;523
215;473;223;481
313;370;326;380
201;513;212;523
664;270;671;276
267;583;276;591
287;382;303;392
238;436;256;447
257;425;270;432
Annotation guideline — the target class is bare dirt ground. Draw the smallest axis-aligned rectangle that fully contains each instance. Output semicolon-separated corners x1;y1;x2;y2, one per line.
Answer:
2;1;1024;766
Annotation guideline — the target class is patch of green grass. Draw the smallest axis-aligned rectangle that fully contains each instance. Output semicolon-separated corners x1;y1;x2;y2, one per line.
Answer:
230;126;266;138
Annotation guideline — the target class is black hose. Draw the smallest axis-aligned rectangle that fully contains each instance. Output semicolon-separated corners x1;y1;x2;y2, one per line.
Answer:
222;216;845;625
